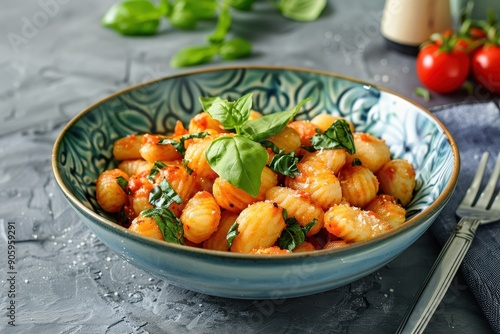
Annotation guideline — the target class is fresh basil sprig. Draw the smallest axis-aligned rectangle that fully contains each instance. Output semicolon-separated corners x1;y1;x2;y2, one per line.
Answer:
142;207;185;244
307;119;356;154
278;210;316;251
203;94;309;196
200;93;253;131
149;179;183;208
102;0;326;67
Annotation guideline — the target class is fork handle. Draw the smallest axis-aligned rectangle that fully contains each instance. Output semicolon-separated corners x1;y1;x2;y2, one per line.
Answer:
396;218;481;334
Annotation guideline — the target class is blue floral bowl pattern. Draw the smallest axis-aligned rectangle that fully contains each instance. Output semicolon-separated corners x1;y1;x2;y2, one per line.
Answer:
52;66;459;299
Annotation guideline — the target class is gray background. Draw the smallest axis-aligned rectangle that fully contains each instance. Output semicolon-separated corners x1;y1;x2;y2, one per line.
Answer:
0;0;496;333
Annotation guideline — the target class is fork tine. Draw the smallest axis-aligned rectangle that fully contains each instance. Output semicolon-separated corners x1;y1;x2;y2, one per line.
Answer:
460;152;489;207
475;153;500;209
491;193;500;212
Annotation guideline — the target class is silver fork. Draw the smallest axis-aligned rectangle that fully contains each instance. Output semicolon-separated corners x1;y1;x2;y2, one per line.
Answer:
397;152;500;334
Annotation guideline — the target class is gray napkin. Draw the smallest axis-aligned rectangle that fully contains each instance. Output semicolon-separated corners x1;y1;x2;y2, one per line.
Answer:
430;101;500;333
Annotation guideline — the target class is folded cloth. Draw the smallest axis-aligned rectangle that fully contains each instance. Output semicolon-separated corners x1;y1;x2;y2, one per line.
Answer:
430;100;500;333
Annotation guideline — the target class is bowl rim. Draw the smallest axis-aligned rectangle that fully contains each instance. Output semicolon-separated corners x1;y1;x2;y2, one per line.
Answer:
51;64;460;261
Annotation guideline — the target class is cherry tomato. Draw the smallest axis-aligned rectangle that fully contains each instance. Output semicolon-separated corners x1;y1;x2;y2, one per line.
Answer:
416;44;470;93
471;44;500;93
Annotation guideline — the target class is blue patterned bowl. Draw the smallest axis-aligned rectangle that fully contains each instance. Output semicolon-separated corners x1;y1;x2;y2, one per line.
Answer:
52;66;459;299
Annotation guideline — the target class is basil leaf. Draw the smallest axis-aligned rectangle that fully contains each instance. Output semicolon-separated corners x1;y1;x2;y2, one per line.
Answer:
101;0;162;36
268;151;300;178
199;96;219;111
182;0;218;20
262;140;300;177
240;98;309;142
207;5;232;44
147;161;167;183
227;0;256;11
158;0;172;16
116;176;129;192
219;38;252;60
203;93;253;131
260;140;281;154
206;136;268;197
226;222;240;250
149;178;183;208
182;159;194;175
170;45;219;68
309;119;356;154
352;158;362;166
142;207;185;245
278;217;316;251
277;0;327;22
169;1;198;30
157;131;209;157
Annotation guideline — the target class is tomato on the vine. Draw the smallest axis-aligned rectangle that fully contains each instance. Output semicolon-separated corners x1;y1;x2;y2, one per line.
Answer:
471;44;500;93
416;43;470;94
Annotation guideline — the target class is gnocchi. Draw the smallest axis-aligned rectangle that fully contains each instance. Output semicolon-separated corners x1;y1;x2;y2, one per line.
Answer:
95;96;417;254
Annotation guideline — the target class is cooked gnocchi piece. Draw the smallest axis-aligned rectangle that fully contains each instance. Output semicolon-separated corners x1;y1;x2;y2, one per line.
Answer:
203;211;239;251
265;186;324;236
345;133;391;173
364;194;406;228
181;191;221;244
324;204;392;242
285;161;342;210
230;201;286;253
376;159;416;206
338;165;379;208
96;169;129;213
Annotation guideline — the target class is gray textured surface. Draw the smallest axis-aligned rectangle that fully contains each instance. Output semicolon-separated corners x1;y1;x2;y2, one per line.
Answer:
0;0;495;333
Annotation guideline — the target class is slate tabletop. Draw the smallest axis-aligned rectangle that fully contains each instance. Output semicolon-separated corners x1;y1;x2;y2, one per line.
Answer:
0;0;498;333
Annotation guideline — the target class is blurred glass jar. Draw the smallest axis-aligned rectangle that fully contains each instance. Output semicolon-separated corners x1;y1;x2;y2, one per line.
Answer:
381;0;452;55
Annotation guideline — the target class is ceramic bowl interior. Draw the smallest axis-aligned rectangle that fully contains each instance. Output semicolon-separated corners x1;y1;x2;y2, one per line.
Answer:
52;66;459;299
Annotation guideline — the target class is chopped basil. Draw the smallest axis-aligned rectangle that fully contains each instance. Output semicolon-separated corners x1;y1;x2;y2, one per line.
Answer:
352;158;362;166
226;222;240;250
157;131;209;157
278;209;316;251
116;176;129;192
261;140;300;178
308;119;356;154
149;179;183;208
269;152;300;178
142;207;185;245
182;159;194;175
147;161;167;183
